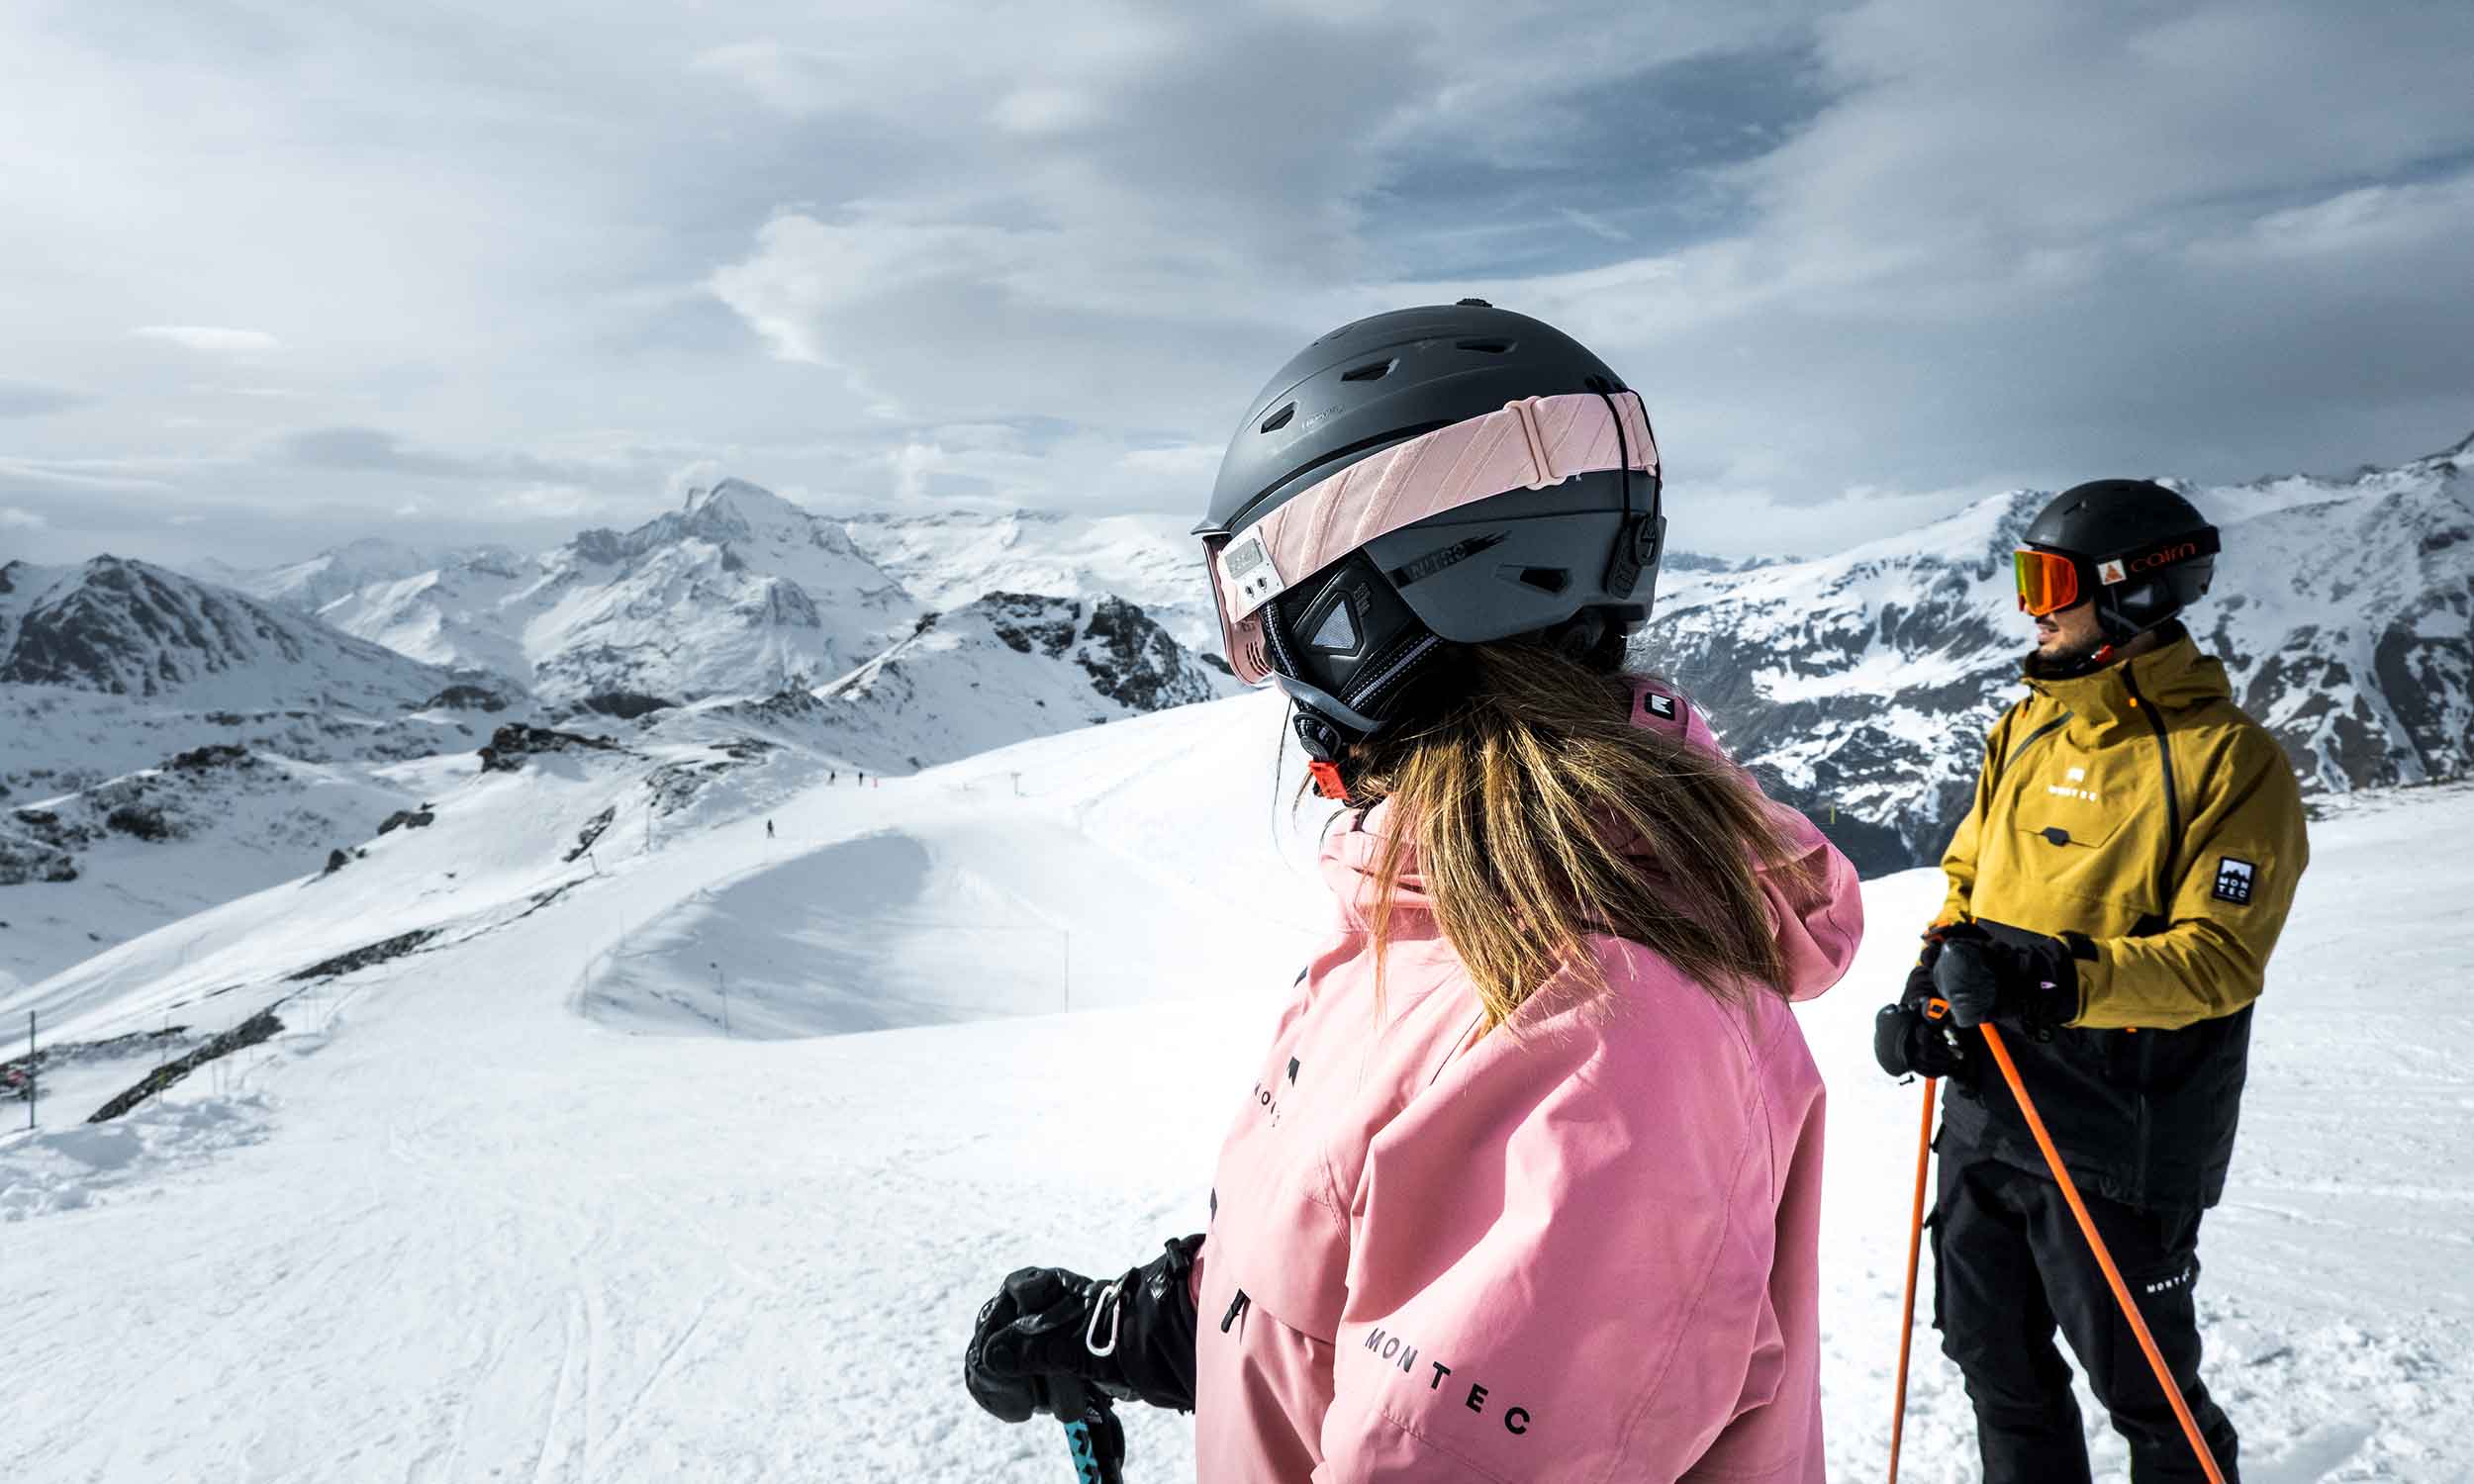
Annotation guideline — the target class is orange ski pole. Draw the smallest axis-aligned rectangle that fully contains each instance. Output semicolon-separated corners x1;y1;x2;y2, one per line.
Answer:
1887;1072;1938;1484
1977;1022;2227;1484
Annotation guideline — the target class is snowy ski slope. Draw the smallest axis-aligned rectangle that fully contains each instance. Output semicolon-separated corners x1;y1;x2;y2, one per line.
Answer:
1;693;2467;1482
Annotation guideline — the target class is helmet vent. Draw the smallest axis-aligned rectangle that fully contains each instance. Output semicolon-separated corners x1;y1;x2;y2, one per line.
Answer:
1259;403;1295;433
1511;566;1570;594
1308;600;1360;654
1456;338;1514;354
1340;358;1396;383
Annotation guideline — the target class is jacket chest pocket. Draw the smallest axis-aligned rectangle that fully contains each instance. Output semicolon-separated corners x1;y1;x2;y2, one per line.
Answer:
2009;807;2144;910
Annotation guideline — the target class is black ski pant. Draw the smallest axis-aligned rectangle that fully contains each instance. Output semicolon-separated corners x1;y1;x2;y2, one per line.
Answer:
1932;1144;2239;1484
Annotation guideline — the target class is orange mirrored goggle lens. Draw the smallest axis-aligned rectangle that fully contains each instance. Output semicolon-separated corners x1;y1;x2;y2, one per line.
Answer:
2013;548;2080;616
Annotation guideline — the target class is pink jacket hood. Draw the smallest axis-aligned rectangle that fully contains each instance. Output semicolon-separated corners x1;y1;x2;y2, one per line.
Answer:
1189;678;1862;1482
1316;679;1857;1008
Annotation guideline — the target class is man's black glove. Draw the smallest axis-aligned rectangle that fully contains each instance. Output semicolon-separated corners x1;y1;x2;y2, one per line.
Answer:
1873;929;1973;1085
1873;1002;1974;1084
1931;926;2086;1036
964;1235;1202;1423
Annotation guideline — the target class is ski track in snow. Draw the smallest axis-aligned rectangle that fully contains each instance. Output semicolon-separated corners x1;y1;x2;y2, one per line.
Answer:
1;699;2468;1482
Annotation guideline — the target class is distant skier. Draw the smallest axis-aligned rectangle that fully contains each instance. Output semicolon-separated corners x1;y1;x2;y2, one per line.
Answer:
830;770;837;786
963;303;1863;1479
1874;481;2310;1482
765;819;774;839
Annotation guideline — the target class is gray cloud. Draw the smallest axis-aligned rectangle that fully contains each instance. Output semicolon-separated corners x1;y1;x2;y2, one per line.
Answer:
266;426;688;517
1400;0;2474;518
0;381;86;418
279;426;482;478
1;0;2467;574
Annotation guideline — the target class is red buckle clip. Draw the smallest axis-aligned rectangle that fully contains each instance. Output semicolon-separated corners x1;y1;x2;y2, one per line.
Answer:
1306;760;1349;800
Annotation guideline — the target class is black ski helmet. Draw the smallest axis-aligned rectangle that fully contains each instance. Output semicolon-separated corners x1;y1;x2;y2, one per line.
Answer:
2022;479;2220;647
1197;301;1664;778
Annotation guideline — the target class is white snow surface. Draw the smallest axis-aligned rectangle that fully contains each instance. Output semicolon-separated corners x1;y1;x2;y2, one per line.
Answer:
3;696;2470;1482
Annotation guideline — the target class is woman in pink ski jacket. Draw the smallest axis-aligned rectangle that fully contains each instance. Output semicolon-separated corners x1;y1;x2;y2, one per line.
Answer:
966;303;1862;1482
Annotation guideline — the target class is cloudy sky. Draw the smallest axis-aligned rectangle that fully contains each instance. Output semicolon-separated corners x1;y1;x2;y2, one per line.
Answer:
4;0;2471;570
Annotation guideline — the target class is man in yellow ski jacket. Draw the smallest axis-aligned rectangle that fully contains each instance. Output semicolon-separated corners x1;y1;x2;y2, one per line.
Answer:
1873;479;2308;1484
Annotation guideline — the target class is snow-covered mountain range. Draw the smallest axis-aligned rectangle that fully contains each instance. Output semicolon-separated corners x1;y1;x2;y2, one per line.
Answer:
1643;432;2474;872
0;510;1229;984
840;509;1217;657
188;537;520;616
0;558;530;983
0;554;517;814
10;430;2466;985
306;479;922;703
809;592;1227;772
1;555;466;707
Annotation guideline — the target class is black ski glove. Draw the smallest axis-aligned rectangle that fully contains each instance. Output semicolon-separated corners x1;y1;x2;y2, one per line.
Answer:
964;1235;1203;1424
1932;927;2086;1036
1873;1004;1975;1084
1872;930;1973;1085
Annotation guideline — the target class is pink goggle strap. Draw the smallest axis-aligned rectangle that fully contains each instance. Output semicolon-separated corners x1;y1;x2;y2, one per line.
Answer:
1215;391;1657;628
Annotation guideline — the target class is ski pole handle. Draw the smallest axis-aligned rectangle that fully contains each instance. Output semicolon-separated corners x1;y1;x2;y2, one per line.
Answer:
1047;1376;1126;1484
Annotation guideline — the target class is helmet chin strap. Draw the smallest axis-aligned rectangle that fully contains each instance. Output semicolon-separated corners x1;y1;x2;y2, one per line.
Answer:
2033;603;2183;680
2094;590;2148;649
1289;702;1362;803
2029;637;2116;681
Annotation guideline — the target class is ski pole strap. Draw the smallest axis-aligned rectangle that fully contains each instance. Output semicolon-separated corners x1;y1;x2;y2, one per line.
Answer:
1977;1024;2229;1484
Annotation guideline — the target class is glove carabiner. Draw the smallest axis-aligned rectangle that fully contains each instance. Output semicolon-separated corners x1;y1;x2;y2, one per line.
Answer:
1084;1277;1123;1358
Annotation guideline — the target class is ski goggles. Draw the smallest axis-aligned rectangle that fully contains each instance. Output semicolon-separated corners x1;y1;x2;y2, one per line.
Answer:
2015;527;2221;617
2013;548;2082;617
1201;390;1658;686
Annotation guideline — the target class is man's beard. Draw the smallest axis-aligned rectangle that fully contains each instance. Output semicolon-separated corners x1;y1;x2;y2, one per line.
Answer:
2024;629;2111;681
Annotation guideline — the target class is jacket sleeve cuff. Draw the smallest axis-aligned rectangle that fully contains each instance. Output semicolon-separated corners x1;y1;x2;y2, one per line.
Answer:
2065;936;2108;1026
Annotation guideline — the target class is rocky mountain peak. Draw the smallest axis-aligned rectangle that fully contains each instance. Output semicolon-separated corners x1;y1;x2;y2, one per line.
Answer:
678;476;774;527
572;477;861;567
0;555;459;706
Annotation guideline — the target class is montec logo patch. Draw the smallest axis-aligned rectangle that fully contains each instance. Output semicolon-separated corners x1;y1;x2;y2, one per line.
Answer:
2212;856;2257;905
